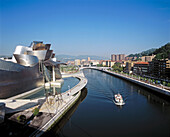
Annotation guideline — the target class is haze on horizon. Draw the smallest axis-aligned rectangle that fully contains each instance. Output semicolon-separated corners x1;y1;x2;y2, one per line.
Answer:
0;0;169;58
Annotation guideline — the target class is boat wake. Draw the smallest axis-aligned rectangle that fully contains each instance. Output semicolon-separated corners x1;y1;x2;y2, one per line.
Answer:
85;71;129;106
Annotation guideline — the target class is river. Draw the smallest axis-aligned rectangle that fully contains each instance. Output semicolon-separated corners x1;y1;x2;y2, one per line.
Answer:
55;69;170;137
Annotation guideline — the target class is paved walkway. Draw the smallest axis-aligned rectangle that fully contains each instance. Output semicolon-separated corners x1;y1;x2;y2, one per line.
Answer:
61;71;88;99
2;71;87;114
1;71;88;136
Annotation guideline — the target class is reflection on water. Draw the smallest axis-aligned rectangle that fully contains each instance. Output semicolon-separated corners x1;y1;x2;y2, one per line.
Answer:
137;89;170;106
22;77;79;99
57;69;170;137
43;88;88;137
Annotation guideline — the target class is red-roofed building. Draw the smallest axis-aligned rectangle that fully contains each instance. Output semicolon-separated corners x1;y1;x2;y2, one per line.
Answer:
134;62;149;65
133;62;149;75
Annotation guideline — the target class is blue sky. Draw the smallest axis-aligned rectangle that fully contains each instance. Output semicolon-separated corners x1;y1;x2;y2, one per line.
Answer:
0;0;170;58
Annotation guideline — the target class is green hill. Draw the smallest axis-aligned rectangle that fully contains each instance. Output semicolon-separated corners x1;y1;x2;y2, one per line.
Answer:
127;43;170;60
128;48;156;58
151;43;170;59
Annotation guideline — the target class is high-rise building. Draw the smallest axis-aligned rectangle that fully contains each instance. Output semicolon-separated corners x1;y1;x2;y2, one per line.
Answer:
119;54;125;61
111;54;116;61
88;57;91;61
115;55;119;61
111;54;125;61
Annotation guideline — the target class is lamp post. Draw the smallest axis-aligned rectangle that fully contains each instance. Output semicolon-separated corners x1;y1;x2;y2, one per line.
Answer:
52;65;55;82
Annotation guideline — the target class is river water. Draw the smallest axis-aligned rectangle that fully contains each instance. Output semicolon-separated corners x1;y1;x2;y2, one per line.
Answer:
55;69;170;137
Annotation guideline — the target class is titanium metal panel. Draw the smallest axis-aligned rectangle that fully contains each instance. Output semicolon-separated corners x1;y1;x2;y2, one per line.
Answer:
0;62;43;99
27;50;47;61
45;50;53;60
45;44;51;50
0;59;25;72
13;46;32;55
14;54;39;67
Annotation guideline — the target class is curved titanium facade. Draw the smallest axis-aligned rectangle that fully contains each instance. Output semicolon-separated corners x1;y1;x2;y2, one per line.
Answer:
13;46;32;55
0;59;43;99
0;41;62;99
14;54;39;67
27;50;47;61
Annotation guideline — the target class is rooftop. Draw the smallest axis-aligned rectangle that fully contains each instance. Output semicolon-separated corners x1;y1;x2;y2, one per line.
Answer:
134;62;149;65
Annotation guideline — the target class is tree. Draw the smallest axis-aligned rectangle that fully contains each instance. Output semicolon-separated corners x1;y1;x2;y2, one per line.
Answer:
97;64;103;67
112;63;123;72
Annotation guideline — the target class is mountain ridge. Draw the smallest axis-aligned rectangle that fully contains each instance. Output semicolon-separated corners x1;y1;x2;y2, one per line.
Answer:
127;48;156;58
56;54;109;62
151;43;170;59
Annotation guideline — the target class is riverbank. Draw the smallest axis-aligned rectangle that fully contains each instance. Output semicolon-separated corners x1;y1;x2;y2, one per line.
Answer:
83;67;170;99
59;68;170;137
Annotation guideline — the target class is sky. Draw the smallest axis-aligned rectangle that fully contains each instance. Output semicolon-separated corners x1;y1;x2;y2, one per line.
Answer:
0;0;170;58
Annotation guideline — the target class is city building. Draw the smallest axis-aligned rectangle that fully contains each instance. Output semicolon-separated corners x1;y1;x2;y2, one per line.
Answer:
110;61;115;67
74;59;81;66
125;62;132;73
133;62;149;75
82;61;90;67
104;60;115;67
125;57;133;61
105;60;110;67
111;54;116;61
115;55;119;61
149;59;170;80
102;61;106;66
111;54;125;61
88;57;91;61
141;55;155;62
91;60;100;66
119;54;125;61
99;60;104;65
133;57;137;60
81;59;86;64
67;61;75;65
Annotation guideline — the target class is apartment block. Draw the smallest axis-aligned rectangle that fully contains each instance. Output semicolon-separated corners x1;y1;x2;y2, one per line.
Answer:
133;62;149;75
111;54;125;61
75;59;81;66
149;59;170;79
141;55;155;62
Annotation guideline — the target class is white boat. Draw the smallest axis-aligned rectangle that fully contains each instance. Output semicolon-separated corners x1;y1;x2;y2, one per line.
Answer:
113;93;125;106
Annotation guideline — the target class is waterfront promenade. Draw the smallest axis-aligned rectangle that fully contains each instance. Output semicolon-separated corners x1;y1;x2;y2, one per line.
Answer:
0;71;87;136
61;71;88;99
81;67;170;98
